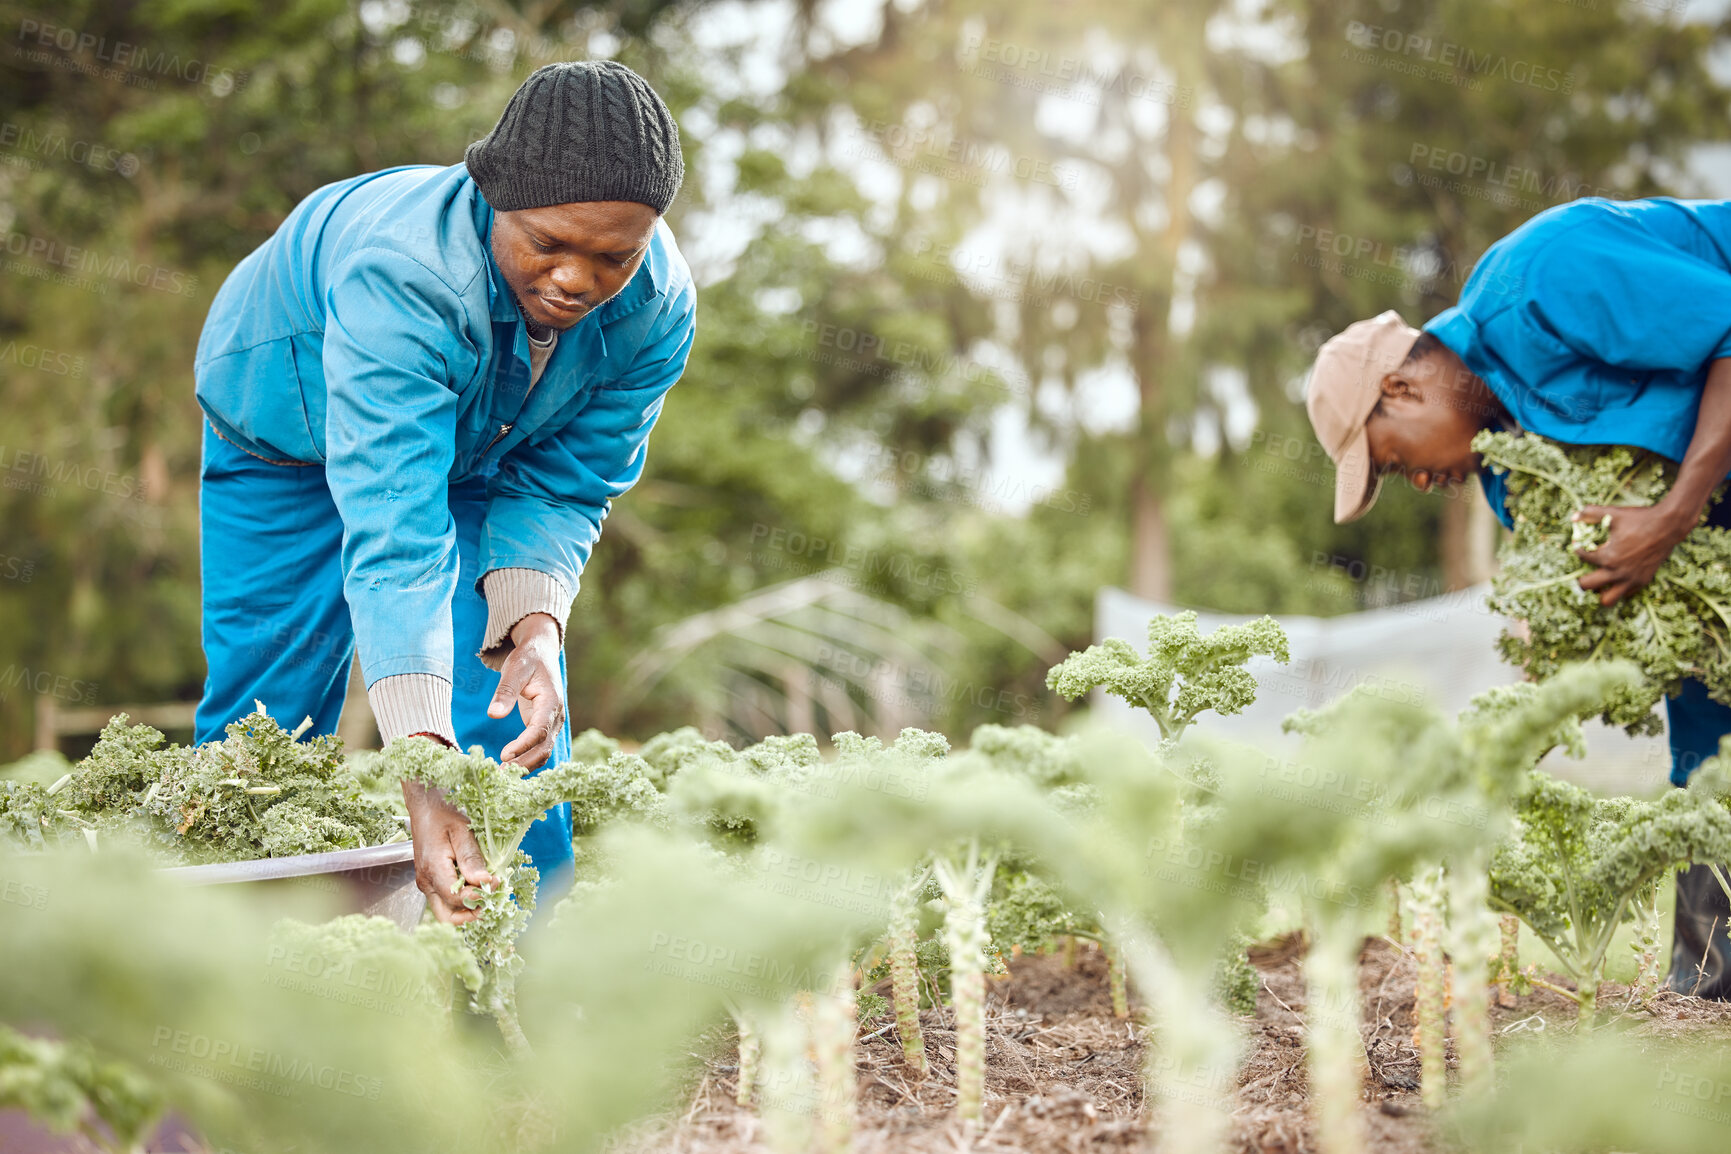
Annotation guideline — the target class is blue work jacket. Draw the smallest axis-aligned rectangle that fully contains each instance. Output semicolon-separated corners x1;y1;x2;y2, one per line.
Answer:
1424;197;1731;528
194;163;697;685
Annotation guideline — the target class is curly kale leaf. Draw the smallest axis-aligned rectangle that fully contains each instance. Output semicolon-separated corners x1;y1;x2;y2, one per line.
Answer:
1;780;82;852
567;751;668;837
669;730;852;843
387;738;654;873
386;737;662;1052
1490;768;1731;1005
1475;430;1731;734
964;724;1088;789
342;750;410;819
135;711;401;863
0;1023;162;1154
636;726;734;789
3;711;403;862
60;715;170;816
568;727;622;765
1456;662;1645;797
1046;611;1289;742
985;868;1098;955
269;914;483;1019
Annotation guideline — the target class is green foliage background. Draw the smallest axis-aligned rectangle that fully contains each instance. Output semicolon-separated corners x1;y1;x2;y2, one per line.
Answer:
0;0;1725;755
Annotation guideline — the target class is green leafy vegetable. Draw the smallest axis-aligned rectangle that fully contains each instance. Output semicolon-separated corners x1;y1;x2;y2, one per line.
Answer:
1;709;403;862
384;736;661;1053
1475;430;1731;734
0;779;82;851
1045;611;1290;743
0;749;73;786
268;914;484;1021
1489;770;1731;1020
0;1023;161;1154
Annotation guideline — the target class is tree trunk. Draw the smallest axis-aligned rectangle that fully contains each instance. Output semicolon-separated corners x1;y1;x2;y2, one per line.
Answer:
1129;481;1173;602
1126;15;1199;604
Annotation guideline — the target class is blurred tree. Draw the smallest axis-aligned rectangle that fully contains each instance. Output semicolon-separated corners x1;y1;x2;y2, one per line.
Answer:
788;0;1731;601
1;0;1727;755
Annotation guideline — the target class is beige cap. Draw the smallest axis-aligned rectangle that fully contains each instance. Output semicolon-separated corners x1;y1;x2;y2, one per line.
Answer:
1305;310;1422;523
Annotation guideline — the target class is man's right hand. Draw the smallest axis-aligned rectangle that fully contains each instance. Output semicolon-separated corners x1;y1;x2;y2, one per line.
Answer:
402;771;497;925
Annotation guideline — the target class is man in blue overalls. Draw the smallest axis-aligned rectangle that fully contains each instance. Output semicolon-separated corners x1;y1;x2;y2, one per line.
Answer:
1303;197;1731;995
192;61;696;924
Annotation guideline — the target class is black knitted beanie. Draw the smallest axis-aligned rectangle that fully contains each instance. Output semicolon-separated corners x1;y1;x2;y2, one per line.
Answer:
465;60;684;214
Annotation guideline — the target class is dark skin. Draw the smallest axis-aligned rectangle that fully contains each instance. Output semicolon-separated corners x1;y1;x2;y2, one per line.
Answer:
1365;345;1731;609
404;199;660;925
491;200;660;335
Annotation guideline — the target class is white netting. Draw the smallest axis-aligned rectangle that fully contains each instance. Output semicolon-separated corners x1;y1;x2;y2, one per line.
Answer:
1094;585;1671;796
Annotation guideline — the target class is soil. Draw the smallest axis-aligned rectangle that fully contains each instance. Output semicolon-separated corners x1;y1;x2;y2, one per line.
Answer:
621;935;1731;1154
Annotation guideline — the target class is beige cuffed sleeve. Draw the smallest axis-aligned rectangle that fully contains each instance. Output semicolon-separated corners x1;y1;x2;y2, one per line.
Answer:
367;673;457;746
477;567;573;672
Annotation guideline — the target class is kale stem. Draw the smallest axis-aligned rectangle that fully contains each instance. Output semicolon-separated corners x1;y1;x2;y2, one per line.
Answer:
468;756;501;871
495;1003;533;1057
1489;898;1581;981
1658;576;1731;659
1138;691;1175;741
1708;863;1731;908
1502;569;1592;598
1488;454;1585;509
1583;908;1623;985
1562;870;1586;974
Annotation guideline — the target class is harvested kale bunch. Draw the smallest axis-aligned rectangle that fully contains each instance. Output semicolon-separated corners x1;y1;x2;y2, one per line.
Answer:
0;780;85;852
0;707;404;861
1475;430;1731;734
139;709;404;862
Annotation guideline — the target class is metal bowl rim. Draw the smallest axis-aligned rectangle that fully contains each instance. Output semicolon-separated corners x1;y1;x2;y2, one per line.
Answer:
158;839;415;885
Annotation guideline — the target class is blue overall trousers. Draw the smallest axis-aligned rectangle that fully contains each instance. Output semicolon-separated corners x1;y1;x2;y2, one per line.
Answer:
193;423;575;884
1663;498;1731;995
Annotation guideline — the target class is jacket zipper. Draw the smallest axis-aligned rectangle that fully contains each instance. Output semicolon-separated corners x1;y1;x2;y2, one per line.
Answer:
486;423;512;451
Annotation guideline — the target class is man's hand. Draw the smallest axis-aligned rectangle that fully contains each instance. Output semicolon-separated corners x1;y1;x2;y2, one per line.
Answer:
1575;356;1731;606
402;774;497;925
489;611;565;768
1574;502;1695;607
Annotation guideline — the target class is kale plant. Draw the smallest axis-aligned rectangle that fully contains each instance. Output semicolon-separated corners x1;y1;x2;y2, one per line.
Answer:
1475;430;1731;734
1046;611;1289;744
1489;769;1731;1021
385;736;661;1053
0;1024;161;1154
269;914;483;1020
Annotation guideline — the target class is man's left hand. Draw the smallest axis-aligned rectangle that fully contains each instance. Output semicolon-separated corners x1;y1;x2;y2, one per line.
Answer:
1573;503;1694;607
488;612;565;768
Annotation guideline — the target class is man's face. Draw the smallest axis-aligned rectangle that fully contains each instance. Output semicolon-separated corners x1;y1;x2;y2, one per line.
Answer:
489;200;660;331
1364;347;1499;493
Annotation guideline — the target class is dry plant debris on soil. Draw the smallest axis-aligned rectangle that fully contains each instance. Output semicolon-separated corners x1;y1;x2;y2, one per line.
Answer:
620;936;1731;1154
